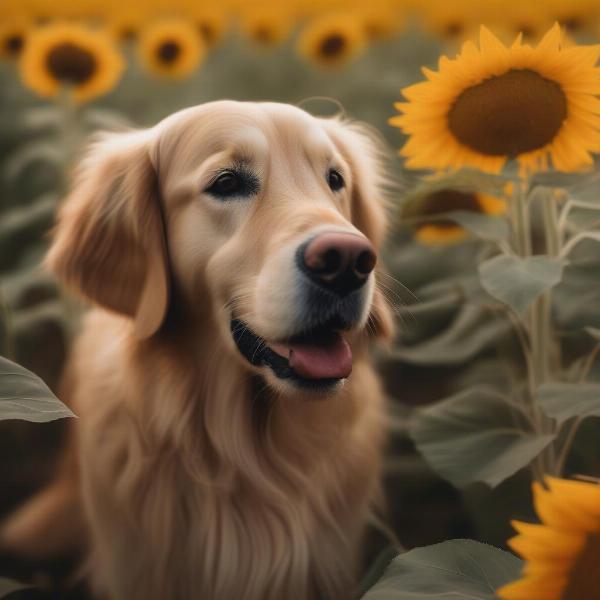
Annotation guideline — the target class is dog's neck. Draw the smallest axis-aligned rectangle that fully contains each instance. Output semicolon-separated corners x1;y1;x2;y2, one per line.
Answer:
125;315;365;497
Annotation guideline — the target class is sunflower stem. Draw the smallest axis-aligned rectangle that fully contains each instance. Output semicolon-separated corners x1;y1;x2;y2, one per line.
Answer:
57;86;83;181
511;182;560;480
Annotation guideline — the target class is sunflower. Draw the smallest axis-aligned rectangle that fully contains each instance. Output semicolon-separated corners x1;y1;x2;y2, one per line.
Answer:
193;6;229;48
297;13;367;69
238;5;293;47
19;22;125;103
484;0;553;44
548;0;600;37
0;20;29;60
138;18;205;79
107;8;146;42
498;477;600;600
390;24;600;176
408;188;507;245
418;0;484;44
357;0;405;42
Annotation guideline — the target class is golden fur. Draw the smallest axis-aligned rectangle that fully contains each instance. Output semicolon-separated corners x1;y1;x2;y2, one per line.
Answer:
1;101;393;600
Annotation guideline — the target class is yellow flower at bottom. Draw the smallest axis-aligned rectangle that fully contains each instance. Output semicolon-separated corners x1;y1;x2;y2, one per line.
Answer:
19;22;125;103
297;13;367;69
412;188;507;245
390;24;600;176
498;477;600;600
138;18;205;79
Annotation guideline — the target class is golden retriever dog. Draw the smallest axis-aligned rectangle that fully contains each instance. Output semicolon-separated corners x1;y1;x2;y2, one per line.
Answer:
1;100;393;600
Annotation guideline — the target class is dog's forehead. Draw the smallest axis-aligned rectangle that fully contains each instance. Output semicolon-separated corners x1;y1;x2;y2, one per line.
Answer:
153;101;337;165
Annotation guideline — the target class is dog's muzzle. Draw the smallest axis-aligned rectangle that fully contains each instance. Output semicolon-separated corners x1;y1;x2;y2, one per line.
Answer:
231;231;376;389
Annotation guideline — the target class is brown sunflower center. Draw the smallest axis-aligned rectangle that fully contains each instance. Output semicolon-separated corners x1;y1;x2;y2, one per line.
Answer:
5;34;24;55
444;22;463;38
253;25;274;44
562;533;600;600
157;40;181;64
319;34;346;58
120;27;137;42
562;16;584;33
46;43;97;85
420;189;481;229
198;22;215;43
447;68;567;157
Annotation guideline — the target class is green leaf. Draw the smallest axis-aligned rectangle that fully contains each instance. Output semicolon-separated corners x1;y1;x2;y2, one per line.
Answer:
0;577;31;596
538;383;600;426
361;539;523;599
411;387;554;488
479;255;564;315
392;305;510;365
3;141;63;182
445;210;510;241
0;356;75;422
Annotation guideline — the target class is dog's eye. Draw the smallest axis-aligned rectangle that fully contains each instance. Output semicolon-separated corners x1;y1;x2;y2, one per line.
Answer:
327;169;345;192
205;170;259;199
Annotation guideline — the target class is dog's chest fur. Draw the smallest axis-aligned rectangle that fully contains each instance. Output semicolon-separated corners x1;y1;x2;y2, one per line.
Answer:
74;313;383;600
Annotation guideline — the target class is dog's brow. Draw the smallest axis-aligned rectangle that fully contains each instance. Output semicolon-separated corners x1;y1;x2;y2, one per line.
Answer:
226;127;269;162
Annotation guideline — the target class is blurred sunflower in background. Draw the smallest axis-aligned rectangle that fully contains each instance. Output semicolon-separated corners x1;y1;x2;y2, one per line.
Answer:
488;0;553;44
107;6;146;42
390;24;600;175
297;13;367;68
19;21;125;103
0;19;29;60
357;0;404;42
193;6;229;48
548;0;600;37
419;0;483;44
499;477;600;600
238;4;293;48
138;18;205;79
406;187;507;245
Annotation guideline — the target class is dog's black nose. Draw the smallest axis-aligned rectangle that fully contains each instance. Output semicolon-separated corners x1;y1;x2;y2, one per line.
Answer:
300;232;376;296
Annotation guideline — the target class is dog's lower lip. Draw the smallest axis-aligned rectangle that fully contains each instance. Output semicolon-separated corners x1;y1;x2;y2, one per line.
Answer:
230;318;352;386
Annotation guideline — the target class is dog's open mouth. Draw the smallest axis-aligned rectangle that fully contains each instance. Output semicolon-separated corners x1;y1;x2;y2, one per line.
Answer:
230;317;352;388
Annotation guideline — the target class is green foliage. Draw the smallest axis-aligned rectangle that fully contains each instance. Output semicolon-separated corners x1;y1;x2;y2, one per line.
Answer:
0;355;74;422
411;387;554;487
361;539;522;599
445;211;509;242
478;255;564;315
385;172;600;495
538;383;600;425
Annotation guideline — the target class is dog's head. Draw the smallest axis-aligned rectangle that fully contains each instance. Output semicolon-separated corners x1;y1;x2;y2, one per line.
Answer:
47;101;393;396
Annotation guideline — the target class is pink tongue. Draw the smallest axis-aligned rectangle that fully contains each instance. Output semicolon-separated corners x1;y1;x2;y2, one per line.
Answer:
288;334;352;380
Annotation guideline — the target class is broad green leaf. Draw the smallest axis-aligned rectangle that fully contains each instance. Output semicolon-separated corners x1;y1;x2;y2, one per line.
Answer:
361;539;523;599
392;305;510;365
479;255;564;315
445;210;510;241
538;383;600;426
0;356;75;422
411;387;554;488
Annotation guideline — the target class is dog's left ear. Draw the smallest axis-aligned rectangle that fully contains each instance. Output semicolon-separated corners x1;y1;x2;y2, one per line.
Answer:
46;130;169;339
324;119;395;341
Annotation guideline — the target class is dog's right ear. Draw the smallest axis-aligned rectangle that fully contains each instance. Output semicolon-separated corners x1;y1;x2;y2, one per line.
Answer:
46;130;170;338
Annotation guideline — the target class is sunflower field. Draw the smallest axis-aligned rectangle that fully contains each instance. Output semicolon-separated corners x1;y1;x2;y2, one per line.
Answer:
2;0;600;598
